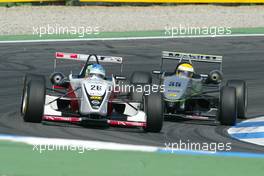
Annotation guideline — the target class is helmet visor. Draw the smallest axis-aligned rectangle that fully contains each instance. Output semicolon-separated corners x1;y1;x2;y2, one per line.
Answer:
88;73;104;79
177;70;193;78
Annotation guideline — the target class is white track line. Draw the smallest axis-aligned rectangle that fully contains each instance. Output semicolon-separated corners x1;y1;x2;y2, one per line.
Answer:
228;116;264;146
0;134;158;152
229;126;264;134
1;134;264;158
0;34;264;44
239;138;264;146
228;116;264;134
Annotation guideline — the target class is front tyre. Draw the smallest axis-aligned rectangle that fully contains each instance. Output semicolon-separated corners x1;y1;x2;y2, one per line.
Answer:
218;86;237;126
143;93;163;132
226;80;247;119
21;79;46;123
21;74;45;114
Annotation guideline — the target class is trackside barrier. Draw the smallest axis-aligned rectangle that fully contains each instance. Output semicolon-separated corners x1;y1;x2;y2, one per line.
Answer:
79;0;264;3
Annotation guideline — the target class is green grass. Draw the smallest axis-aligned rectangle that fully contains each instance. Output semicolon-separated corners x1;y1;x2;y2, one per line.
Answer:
0;141;263;176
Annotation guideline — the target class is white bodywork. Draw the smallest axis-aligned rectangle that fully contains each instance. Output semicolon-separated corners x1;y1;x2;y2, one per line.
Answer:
44;74;146;122
69;75;113;116
43;52;147;124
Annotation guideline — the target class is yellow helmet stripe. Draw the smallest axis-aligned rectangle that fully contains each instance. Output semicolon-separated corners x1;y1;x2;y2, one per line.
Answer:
178;64;194;72
181;63;193;68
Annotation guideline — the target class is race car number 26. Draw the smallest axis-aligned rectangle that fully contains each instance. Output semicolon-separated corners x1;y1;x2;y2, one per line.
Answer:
90;85;102;91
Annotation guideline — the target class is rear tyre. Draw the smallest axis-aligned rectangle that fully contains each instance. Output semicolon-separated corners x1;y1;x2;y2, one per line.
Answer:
143;93;163;132
130;71;152;102
226;80;247;119
219;86;237;126
21;78;46;123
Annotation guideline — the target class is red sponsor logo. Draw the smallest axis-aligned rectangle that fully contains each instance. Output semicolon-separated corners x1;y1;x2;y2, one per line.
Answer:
70;53;78;59
56;52;64;58
107;120;146;127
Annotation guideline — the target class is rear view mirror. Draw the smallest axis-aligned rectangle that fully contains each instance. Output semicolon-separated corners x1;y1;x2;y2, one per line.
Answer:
152;70;163;75
115;76;126;81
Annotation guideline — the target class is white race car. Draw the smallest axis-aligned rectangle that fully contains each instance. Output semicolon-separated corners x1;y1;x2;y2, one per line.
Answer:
21;52;163;132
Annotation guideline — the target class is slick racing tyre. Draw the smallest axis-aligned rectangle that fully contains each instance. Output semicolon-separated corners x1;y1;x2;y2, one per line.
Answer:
21;74;45;114
143;92;163;132
21;78;46;123
219;86;237;126
226;80;247;119
130;71;152;102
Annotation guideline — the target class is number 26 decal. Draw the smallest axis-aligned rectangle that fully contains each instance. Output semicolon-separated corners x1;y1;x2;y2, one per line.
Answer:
91;85;102;91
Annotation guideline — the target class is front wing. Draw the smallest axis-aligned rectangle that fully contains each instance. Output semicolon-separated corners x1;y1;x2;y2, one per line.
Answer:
43;95;147;128
43;115;146;127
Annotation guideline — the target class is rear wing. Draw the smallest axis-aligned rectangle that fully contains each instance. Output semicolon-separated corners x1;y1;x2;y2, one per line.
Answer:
160;51;223;73
162;51;222;63
54;52;124;74
55;52;123;64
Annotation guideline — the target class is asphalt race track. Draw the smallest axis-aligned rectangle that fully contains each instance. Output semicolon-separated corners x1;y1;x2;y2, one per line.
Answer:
0;37;264;153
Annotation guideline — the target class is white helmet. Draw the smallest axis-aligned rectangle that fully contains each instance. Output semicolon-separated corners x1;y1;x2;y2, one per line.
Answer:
86;64;106;79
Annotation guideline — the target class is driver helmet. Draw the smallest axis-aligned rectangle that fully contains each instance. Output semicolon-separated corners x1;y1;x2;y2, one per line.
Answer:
176;63;194;78
85;64;106;79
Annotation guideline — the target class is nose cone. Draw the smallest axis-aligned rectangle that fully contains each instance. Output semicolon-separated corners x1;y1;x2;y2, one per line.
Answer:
83;79;107;97
163;75;189;100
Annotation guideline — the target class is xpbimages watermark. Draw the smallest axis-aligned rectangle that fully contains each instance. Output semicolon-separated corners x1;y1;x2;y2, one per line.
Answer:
165;140;232;153
111;84;165;95
165;25;232;37
33;144;99;154
32;24;100;38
